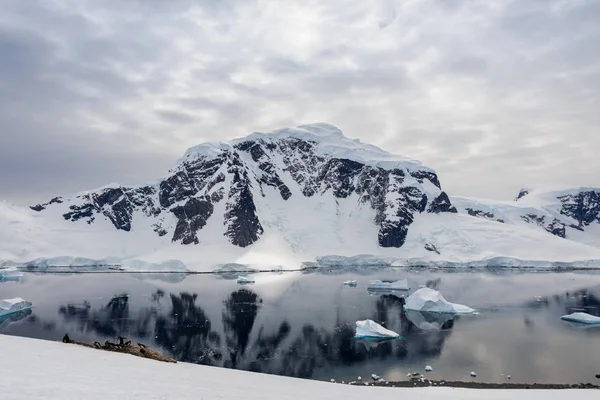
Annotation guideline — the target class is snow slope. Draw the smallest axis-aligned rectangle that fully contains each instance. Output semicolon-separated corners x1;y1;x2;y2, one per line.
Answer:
452;186;600;249
2;124;600;271
0;334;596;400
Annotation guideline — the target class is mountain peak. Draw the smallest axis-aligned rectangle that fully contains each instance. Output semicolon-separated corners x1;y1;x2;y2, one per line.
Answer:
177;122;426;172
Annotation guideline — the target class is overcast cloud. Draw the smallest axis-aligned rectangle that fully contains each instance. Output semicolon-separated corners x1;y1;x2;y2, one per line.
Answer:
1;0;599;204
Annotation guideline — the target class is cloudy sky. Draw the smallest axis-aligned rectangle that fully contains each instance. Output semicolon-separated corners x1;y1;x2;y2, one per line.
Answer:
1;0;599;204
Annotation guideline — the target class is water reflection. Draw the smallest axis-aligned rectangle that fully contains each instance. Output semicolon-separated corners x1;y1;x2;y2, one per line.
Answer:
4;272;600;383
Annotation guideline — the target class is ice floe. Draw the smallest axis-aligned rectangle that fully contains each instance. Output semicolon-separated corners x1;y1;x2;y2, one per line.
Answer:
404;288;475;314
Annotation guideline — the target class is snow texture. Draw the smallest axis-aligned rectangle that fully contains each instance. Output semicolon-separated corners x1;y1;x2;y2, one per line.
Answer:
404;288;476;314
0;334;597;400
355;319;400;339
560;312;600;325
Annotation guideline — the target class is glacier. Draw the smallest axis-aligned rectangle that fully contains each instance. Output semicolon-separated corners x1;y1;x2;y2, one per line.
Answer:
1;123;600;272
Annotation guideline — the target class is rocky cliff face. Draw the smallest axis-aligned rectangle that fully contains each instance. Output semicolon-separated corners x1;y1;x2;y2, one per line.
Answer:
30;123;457;249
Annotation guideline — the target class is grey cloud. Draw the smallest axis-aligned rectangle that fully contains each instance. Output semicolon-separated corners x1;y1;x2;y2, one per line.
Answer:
1;0;600;204
155;110;197;125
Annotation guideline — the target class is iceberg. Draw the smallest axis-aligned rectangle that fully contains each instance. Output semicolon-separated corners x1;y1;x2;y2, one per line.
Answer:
560;312;600;325
0;298;32;317
236;276;255;284
404;288;475;314
343;280;357;287
367;279;410;291
354;319;400;339
0;267;23;282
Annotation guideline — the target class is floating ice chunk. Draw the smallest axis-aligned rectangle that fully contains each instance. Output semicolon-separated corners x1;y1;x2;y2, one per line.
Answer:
354;319;400;339
404;288;475;314
425;366;433;372
367;279;409;291
471;371;477;377
371;374;381;381
560;312;600;325
0;267;23;282
236;276;255;284
343;280;357;287
0;298;32;317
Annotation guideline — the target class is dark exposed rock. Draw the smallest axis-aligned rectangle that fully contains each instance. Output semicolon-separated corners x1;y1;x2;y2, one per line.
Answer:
546;219;566;238
428;192;457;213
424;243;440;254
559;191;600;227
521;214;568;238
171;197;214;245
224;158;263;247
515;188;530;201
63;203;95;224
465;208;504;223
30;196;63;212
410;170;441;189
318;158;365;198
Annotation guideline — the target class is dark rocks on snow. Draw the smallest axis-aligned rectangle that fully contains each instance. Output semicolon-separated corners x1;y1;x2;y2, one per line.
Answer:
559;191;600;228
424;243;440;254
515;188;530;201
428;192;457;213
33;134;460;250
30;196;63;212
171;197;214;245
465;208;504;223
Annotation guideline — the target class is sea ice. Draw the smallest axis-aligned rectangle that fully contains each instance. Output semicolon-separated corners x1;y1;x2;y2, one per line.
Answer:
404;288;475;314
343;280;357;287
237;276;255;284
0;298;32;317
560;312;600;325
367;279;409;291
354;319;400;339
0;267;23;282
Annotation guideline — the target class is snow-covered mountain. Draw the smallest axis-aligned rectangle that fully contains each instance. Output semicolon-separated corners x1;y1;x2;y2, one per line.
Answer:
452;187;600;249
2;123;600;271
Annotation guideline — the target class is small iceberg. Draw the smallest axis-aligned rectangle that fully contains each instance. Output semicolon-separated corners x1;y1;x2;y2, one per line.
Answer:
560;312;600;325
367;279;410;291
0;267;23;282
236;276;255;284
343;280;357;287
355;319;400;339
0;298;33;317
404;288;475;314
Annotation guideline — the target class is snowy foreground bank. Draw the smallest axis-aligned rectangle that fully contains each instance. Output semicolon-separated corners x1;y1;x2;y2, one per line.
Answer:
0;335;597;400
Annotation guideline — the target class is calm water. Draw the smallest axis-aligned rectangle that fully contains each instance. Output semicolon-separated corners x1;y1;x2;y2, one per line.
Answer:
1;269;600;384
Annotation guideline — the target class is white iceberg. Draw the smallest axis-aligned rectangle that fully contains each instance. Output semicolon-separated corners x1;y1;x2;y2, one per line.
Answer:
560;312;600;325
404;288;475;314
0;267;23;281
236;276;255;284
354;319;400;339
343;280;357;287
0;298;32;317
367;279;410;291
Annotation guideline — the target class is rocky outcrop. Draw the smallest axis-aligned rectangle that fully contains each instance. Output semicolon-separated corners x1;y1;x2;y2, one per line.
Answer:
465;208;504;223
28;124;458;249
558;191;600;228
